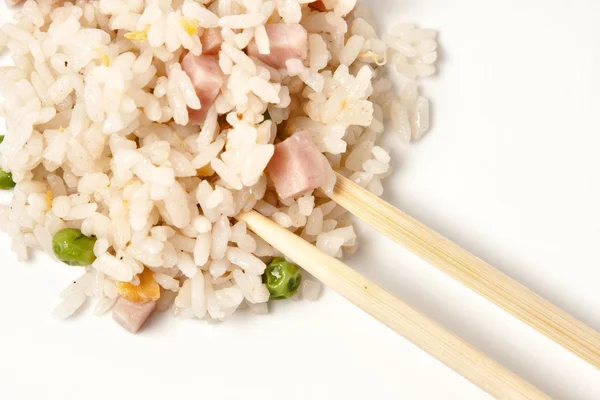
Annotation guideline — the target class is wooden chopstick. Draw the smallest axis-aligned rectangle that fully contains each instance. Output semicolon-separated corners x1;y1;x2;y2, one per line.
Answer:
238;210;548;399
329;172;600;369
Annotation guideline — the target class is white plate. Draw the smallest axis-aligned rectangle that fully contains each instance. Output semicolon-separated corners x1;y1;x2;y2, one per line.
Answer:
1;1;599;399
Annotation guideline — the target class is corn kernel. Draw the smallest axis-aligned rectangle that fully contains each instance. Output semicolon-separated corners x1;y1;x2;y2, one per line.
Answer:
180;17;199;35
197;165;215;177
124;29;148;41
116;268;161;303
45;190;53;210
100;54;110;66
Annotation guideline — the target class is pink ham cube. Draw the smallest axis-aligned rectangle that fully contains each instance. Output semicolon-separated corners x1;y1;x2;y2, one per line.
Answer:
247;24;308;69
266;131;335;199
112;298;156;334
181;53;224;125
200;28;224;55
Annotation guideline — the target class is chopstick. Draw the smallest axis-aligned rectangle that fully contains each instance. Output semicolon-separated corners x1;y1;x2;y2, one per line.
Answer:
329;172;600;369
238;210;549;399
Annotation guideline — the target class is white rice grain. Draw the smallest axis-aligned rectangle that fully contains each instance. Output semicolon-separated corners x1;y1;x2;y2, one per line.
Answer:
93;297;118;316
211;216;231;260
219;13;265;29
194;232;211;267
301;279;322;301
154;273;180;292
93;254;135;282
64;203;98;221
191;271;207;319
254;24;270;55
52;291;86;320
339;35;365;66
177;251;199;278
227;247;266;275
411;96;430;140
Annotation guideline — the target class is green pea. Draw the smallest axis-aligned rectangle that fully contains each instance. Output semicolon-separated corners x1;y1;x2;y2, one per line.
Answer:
0;169;15;190
263;258;302;300
52;228;97;266
0;136;15;190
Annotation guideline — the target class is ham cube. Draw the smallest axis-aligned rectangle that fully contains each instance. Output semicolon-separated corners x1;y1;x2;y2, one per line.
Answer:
181;53;224;125
200;28;224;55
112;298;156;334
247;24;308;69
266;131;335;199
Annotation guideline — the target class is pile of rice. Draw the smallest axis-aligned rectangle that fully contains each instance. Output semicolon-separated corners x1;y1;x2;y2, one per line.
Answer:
0;0;438;323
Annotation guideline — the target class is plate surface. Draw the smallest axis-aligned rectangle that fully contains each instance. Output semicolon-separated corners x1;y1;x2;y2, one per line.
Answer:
1;1;600;399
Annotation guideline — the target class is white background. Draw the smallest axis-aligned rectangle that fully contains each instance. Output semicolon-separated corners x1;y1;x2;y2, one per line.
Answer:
1;1;600;399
